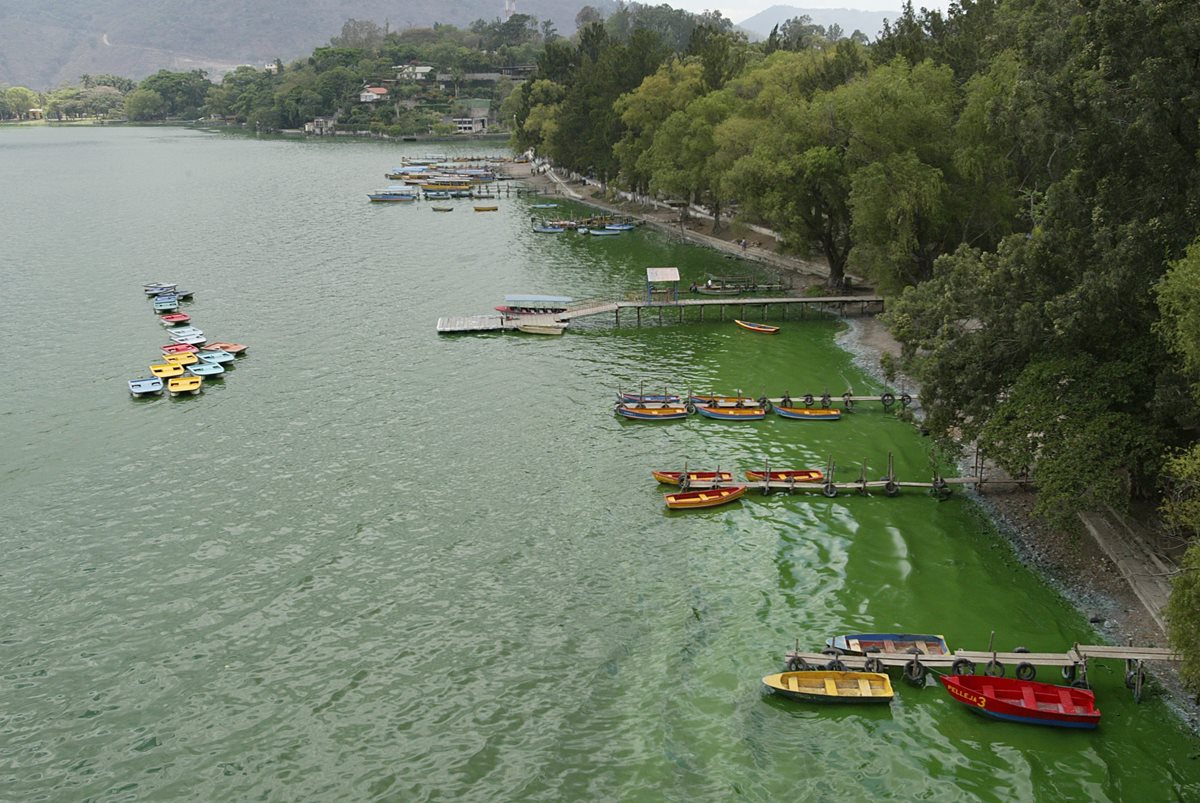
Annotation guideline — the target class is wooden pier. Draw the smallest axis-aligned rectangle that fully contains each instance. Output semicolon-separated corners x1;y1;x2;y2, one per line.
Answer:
436;313;563;334
781;642;1180;701
437;295;884;333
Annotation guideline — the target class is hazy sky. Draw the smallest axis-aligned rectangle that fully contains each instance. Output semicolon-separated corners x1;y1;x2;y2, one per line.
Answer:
664;1;953;24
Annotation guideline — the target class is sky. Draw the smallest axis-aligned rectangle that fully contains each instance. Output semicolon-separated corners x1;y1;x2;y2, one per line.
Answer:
663;0;954;24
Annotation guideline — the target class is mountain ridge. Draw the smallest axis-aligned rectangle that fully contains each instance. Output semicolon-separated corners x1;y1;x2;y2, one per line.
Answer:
737;5;901;40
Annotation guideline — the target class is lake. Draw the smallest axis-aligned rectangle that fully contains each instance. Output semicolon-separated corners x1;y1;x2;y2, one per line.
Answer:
0;126;1196;800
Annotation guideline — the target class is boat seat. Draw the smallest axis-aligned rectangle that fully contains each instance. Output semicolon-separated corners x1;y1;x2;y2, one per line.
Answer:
982;683;995;698
1021;686;1037;710
857;678;872;697
824;678;838;697
1057;687;1077;714
788;676;799;691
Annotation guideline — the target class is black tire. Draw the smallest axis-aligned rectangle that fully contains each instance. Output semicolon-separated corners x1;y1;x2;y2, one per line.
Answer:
1071;678;1090;689
821;647;843;658
1013;646;1030;654
1124;669;1138;690
685;403;696;414
786;656;807;672
904;659;927;685
822;483;837;499
900;393;912;407
951;658;976;676
826;659;847;672
842;393;854;409
1015;662;1037;681
985;659;1005;677
885;481;899;497
1061;663;1078;682
803;394;814;406
864;657;885;674
881;392;895;407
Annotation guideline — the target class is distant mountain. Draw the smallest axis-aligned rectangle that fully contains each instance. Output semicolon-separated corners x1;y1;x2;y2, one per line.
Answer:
737;5;900;41
0;0;605;89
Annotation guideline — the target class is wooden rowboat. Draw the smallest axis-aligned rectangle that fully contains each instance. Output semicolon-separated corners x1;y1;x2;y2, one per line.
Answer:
827;633;949;655
474;205;499;212
694;405;766;421
763;671;894;704
620;392;682;404
689;393;764;408
517;323;567;335
744;469;825;482
664;485;747;509
652;470;734;484
775;406;842;421
616;405;690;421
432;206;454;212
734;319;779;334
938;675;1101;729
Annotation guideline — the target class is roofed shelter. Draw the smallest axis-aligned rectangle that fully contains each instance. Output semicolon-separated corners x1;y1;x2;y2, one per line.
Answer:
646;267;680;303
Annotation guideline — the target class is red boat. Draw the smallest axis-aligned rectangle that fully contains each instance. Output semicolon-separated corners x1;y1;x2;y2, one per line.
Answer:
160;312;191;326
938;675;1101;729
161;343;200;354
652;470;734;484
744;469;824;482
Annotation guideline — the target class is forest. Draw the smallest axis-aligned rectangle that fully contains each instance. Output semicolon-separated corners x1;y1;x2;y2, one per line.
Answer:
3;0;1199;686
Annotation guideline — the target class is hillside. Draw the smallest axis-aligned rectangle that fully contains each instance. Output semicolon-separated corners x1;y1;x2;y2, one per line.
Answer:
737;5;900;40
0;0;602;89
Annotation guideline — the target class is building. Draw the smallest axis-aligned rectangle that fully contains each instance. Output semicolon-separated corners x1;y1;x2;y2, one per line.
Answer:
359;86;389;103
396;64;434;81
304;117;336;135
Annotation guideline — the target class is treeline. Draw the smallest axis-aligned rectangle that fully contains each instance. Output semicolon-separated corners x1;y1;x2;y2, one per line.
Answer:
508;0;1200;682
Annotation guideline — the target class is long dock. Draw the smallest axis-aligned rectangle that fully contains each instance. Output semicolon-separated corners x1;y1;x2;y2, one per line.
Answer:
437;295;884;333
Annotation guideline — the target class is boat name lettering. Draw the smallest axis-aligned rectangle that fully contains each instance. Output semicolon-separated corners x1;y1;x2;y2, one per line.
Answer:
948;684;986;708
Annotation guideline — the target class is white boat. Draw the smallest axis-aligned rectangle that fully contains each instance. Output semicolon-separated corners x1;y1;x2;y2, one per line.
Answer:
517;323;567;336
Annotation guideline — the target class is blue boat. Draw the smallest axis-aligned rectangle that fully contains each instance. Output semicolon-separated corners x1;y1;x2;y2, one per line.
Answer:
188;362;225;377
616;405;690;421
197;349;235;364
143;282;176;295
533;225;565;234
775;406;842;421
153;298;179;313
153;292;178;302
368;186;418;202
173;288;194;300
531;203;559;209
128;377;164;397
585;228;622;236
618;391;681;404
826;633;950;655
605;223;636;231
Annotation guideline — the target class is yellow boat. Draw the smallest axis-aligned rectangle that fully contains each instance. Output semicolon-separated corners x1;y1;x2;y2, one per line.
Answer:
762;671;894;704
163;352;199;366
663;485;746;510
167;375;203;396
474;205;499;212
149;362;184;378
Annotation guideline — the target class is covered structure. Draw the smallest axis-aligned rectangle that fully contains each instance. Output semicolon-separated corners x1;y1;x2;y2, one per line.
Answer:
646;267;680;304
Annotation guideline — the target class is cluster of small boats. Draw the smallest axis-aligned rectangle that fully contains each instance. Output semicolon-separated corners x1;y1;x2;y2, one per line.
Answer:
616;390;843;422
655;467;824;509
369;155;509;208
764;633;1103;729
127;282;248;398
532;214;637;235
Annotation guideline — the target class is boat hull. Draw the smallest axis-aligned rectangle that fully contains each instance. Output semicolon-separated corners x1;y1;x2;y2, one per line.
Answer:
664;485;746;509
517;324;566;335
652;470;734;484
744;469;825;482
734;319;779;334
763;671;894;703
695;405;766;420
620;392;682;404
616;406;690;421
775;406;842;421
689;394;764;408
938;675;1100;729
828;634;949;655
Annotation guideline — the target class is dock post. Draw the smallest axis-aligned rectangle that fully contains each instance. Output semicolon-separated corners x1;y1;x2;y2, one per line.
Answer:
636;307;641;327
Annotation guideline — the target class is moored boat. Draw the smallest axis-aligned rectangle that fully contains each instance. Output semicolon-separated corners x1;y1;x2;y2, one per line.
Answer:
203;342;247;355
474;205;499;212
763;671;894;704
163;352;199;366
695;285;741;296
169;333;207;345
619;391;681;404
149;362;185;378
143;282;176;295
744;469;825;482
531;203;559;209
604;222;636;231
173;288;194;300
938;675;1101;729
197;349;235;364
431;206;454;212
153;298;179;313
694;405;766;421
167;375;203;396
161;343;199;355
689;393;764;408
187;362;225;377
616;405;690;421
368;187;419;202
159;312;191;326
584;227;622;236
128;377;164;397
774;406;842;421
664;485;747;509
734;319;780;334
827;633;949;655
533;225;565;233
652;470;734;484
495;295;572;316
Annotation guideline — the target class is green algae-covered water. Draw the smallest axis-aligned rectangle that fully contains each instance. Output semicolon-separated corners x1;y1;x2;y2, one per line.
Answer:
0;127;1196;801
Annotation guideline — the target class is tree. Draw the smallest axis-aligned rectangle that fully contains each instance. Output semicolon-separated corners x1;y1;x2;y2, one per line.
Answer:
1161;446;1200;690
1156;240;1200;400
138;70;212;117
331;19;385;50
644;91;736;230
5;86;38;119
124;88;167;120
614;59;704;194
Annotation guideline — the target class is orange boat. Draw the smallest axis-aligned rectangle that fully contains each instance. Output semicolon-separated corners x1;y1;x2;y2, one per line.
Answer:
652;470;734;484
744;469;824;482
664;485;747;510
734;319;779;334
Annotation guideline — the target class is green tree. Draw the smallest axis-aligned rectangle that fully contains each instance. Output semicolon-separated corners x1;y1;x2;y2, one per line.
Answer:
124;88;167;120
1156;240;1200;399
614;59;704;194
5;86;39;119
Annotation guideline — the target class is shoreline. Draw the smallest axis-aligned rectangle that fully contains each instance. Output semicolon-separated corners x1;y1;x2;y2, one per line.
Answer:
511;154;1199;727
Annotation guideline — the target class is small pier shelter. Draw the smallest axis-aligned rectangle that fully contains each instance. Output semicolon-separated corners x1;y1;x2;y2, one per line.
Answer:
646;267;680;304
